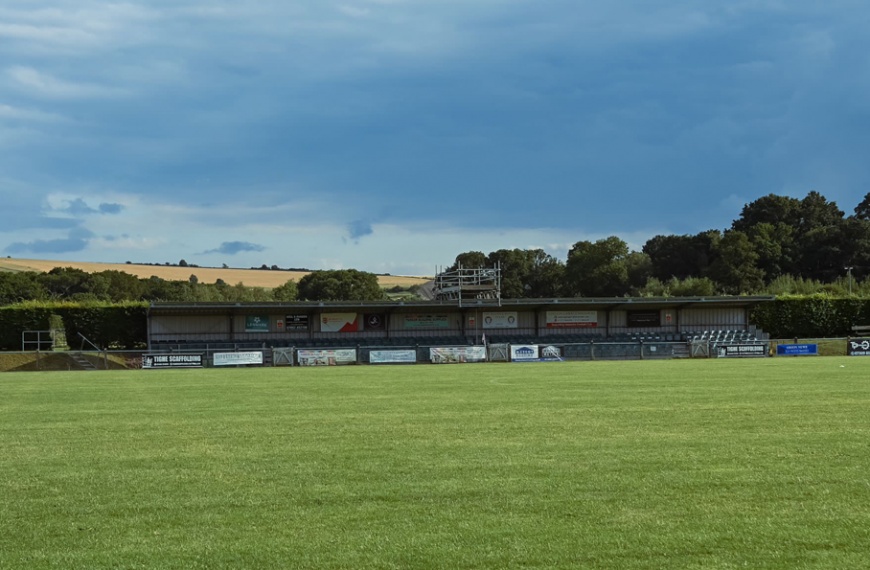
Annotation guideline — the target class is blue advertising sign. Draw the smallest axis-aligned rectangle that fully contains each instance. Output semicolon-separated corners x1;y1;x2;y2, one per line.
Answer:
776;344;818;356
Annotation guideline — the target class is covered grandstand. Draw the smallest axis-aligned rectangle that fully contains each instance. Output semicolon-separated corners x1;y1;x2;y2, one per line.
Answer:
146;296;774;364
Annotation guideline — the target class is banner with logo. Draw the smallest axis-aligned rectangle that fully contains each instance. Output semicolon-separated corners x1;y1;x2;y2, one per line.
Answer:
214;351;263;366
430;346;486;364
297;348;357;366
483;311;518;329
320;313;360;333
847;338;870;356
511;344;539;361
776;344;818;356
369;350;417;364
403;314;450;329
717;344;767;358
245;315;270;332
546;310;598;328
143;354;203;368
364;314;386;331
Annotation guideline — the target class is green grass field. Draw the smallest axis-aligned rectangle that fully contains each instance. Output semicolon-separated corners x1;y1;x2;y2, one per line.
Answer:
2;359;870;569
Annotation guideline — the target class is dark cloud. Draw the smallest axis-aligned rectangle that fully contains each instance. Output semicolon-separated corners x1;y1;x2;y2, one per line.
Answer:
99;203;124;214
203;241;266;255
347;220;374;241
57;198;123;216
4;228;94;255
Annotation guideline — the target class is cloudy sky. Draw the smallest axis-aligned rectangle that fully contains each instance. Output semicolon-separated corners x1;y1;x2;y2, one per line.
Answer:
2;1;869;276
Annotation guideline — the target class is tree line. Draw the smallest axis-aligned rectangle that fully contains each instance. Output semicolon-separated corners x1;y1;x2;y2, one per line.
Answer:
448;190;870;297
0;267;388;306
3;190;869;306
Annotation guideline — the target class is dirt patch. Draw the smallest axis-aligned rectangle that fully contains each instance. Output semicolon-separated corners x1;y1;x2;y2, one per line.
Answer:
0;352;140;372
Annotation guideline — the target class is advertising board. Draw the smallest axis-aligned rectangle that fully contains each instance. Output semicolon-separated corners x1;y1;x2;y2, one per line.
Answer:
213;351;263;366
245;315;269;332
369;350;417;364
285;314;309;330
545;310;598;328
776;344;818;356
430;346;486;364
320;313;359;333
718;344;767;358
510;344;539;362
143;354;203;368
483;312;518;329
297;349;357;366
847;338;870;356
403;314;450;329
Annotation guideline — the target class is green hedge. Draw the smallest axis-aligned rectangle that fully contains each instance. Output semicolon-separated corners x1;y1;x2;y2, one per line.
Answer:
750;296;870;339
0;302;148;351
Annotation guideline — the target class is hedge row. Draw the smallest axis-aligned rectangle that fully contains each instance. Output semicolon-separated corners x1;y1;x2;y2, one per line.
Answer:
0;303;148;351
749;296;870;339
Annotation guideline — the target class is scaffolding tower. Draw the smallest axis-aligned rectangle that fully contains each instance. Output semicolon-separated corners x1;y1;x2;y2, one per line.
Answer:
433;263;501;305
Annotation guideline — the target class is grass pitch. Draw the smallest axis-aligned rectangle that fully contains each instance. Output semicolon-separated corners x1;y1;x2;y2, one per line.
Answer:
2;359;870;569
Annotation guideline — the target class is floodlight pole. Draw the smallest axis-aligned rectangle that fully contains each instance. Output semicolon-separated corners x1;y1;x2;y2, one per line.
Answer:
846;266;853;295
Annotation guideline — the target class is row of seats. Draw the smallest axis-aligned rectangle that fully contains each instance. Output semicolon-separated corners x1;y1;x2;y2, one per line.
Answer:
152;329;762;350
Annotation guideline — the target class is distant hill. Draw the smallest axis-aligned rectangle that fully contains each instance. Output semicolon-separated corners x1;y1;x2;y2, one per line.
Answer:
0;258;432;290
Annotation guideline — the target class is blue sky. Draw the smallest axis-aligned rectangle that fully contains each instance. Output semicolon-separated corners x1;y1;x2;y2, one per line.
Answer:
2;1;869;276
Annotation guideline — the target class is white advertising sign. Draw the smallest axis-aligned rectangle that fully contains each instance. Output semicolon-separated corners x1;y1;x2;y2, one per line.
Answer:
369;350;417;364
546;310;598;328
482;311;518;329
213;351;263;366
430;346;487;364
297;349;357;366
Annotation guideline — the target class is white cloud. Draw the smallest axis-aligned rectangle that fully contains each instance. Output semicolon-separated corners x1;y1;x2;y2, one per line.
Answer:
7;66;127;99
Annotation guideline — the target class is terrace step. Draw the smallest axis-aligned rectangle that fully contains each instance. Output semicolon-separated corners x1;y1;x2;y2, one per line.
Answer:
69;352;98;370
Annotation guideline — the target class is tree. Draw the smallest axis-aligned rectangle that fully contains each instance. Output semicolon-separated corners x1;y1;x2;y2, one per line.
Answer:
642;232;719;281
732;194;802;232
272;279;299;301
297;269;385;301
447;251;488;272
854;192;870;221
565;236;631;297
707;230;764;294
485;248;565;298
0;271;48;305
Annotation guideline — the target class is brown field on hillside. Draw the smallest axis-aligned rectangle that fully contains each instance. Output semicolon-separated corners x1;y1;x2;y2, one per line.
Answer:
0;258;431;289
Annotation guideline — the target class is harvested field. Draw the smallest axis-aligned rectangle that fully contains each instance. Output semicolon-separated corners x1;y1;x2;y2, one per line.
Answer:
0;258;431;289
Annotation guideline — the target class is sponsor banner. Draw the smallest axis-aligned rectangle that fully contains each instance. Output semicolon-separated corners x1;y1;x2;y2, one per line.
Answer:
430;346;487;364
718;344;767;358
540;345;564;361
321;313;360;333
214;351;263;366
776;344;818;356
546;310;598;328
245;315;270;332
369;349;417;364
511;344;539;361
297;348;357;366
285;314;309;330
143;354;203;368
403;314;450;329
627;310;661;327
847;338;870;356
364;313;386;331
483;311;518;329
